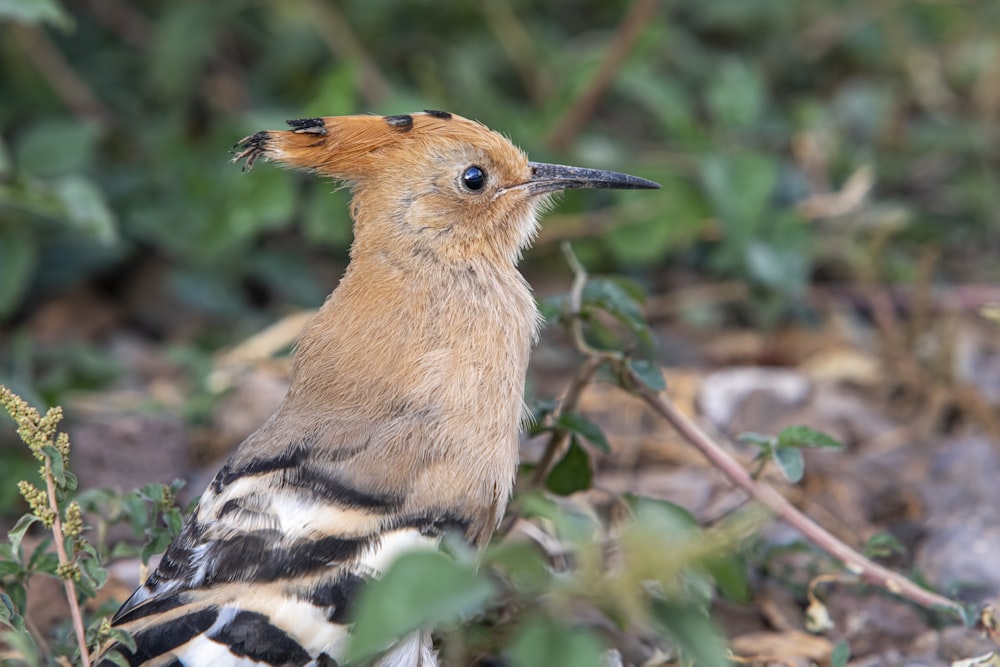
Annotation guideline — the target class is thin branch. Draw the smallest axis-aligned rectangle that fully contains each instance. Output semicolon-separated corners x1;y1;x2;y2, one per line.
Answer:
11;25;115;128
625;369;966;618
43;460;91;667
553;246;965;619
546;0;659;153
530;355;605;486
306;0;391;107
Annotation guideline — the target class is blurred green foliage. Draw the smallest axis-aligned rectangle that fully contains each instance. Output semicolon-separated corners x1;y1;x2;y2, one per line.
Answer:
1;0;998;336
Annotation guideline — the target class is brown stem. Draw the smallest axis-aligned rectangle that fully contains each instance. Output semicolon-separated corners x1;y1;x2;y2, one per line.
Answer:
531;355;605;486
43;460;91;666
11;25;115;128
546;0;659;153
306;0;391;107
625;368;966;619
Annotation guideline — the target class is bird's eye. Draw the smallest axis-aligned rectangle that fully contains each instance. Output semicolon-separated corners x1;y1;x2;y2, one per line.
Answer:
462;166;486;191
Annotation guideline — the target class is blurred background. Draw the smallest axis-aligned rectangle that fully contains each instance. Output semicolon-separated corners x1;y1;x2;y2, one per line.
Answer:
3;0;1000;658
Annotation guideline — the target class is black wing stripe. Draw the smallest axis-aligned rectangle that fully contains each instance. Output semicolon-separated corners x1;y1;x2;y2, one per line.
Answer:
308;573;366;623
122;607;218;665
205;534;367;584
209;610;312;663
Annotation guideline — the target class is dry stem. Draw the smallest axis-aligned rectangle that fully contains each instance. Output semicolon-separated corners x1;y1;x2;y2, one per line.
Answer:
625;374;965;618
42;460;91;666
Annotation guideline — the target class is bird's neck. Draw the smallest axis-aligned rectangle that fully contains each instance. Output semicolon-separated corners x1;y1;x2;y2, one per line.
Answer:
276;248;538;539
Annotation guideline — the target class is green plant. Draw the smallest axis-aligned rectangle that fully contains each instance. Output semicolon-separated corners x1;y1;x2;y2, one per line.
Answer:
0;386;185;666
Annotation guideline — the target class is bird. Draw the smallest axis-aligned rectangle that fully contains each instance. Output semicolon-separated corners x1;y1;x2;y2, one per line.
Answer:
99;110;660;666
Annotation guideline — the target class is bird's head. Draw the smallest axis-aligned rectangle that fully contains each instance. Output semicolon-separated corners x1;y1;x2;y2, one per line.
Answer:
234;111;659;265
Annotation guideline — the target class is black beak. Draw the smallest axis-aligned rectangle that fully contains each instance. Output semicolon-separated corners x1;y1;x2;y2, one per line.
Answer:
526;161;661;195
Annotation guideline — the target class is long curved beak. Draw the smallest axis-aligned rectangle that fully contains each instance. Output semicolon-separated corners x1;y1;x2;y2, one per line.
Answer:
526;161;661;194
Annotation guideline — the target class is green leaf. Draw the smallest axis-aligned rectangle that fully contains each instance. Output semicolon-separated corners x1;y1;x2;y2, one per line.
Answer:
108;626;137;652
774;446;804;483
486;540;551;595
0;229;38;318
52;176;118;244
63;470;78;493
506;614;604;667
863;532;906;559
0;592;27;633
699;152;778;233
348;550;495;662
141;528;172;564
737;432;774;448
556;413;610;453
8;514;39;557
650;600;730;667
831;641;851;667
42;444;65;487
101;650;132;667
705;553;749;603
776;425;844;450
0;0;72;28
583;277;648;336
164;507;184;536
3;582;27;615
546;438;592;496
706;59;765;130
13;119;101;178
628;359;666;391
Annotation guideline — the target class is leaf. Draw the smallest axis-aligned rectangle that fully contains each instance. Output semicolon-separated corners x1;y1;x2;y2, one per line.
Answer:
0;592;27;633
628;359;666;391
108;626;137;653
582;277;652;344
506;614;604;667
52;176;118;244
0;228;38;318
13;118;100;178
546;438;592;496
0;137;8;176
2;584;27;623
0;0;71;28
486;540;551;595
347;550;495;663
705;553;749;603
651;600;730;667
831;641;851;667
863;532;906;559
141;528;172;564
41;444;66;487
101;650;132;667
776;425;844;450
164;507;184;536
737;432;774;448
774;446;804;483
699;152;778;234
556;412;610;453
8;514;38;557
706;59;765;131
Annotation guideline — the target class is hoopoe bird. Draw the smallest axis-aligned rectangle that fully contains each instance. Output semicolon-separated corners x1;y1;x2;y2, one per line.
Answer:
100;110;659;666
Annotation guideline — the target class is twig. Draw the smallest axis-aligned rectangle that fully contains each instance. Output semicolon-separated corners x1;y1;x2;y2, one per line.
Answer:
306;0;391;107
625;369;966;618
531;355;605;486
553;246;966;619
483;0;550;103
546;0;659;153
11;25;115;128
43;460;91;667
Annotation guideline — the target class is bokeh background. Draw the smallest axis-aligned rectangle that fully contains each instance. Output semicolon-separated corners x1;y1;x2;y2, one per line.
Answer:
3;1;1000;660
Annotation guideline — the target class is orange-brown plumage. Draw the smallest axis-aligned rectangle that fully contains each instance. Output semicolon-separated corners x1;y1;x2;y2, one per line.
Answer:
102;110;658;667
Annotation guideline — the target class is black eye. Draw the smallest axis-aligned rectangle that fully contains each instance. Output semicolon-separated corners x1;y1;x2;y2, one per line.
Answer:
462;165;486;191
